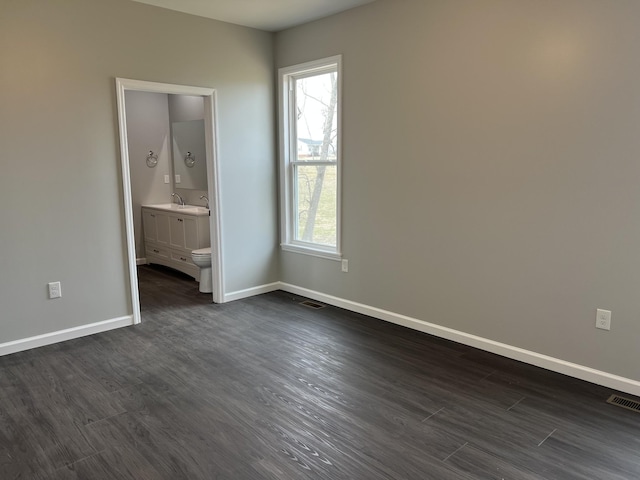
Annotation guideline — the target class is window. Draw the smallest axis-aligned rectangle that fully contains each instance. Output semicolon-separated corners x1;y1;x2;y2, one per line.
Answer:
279;56;342;259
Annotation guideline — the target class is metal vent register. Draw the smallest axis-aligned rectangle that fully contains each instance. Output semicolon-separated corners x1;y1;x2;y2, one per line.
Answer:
299;300;326;309
607;394;640;413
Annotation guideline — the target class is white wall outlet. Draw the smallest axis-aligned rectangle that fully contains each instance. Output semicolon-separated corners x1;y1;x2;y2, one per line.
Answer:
48;281;62;299
164;174;170;184
341;259;348;273
596;308;611;331
175;174;181;184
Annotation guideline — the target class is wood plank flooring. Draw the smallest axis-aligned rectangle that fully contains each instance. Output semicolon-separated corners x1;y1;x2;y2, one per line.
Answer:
1;264;639;479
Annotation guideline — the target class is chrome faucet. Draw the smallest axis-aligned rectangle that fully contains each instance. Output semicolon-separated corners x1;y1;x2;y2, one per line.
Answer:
171;192;185;206
199;195;209;209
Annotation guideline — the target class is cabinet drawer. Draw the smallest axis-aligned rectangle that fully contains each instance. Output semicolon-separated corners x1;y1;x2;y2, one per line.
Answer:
170;250;195;267
146;244;170;260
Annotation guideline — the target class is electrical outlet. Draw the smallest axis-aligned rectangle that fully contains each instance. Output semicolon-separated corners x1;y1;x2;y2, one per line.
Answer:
596;308;611;331
341;259;348;273
175;174;181;184
164;175;170;184
48;281;62;299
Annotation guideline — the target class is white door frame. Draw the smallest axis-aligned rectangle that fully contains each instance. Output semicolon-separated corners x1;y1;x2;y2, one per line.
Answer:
115;78;225;324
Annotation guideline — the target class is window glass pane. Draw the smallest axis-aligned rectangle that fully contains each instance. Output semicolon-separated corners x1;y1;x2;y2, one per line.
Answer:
295;71;338;162
295;164;337;247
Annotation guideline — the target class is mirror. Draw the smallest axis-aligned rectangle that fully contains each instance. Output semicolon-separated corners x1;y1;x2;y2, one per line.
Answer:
171;119;207;190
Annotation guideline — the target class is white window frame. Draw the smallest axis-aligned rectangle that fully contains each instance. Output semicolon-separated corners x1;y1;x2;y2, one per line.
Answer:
278;55;343;260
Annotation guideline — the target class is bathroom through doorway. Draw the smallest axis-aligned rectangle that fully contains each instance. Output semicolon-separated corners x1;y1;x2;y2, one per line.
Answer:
115;78;224;325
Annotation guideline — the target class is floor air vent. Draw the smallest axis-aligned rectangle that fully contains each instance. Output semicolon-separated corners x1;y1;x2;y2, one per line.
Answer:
606;394;640;413
299;300;326;309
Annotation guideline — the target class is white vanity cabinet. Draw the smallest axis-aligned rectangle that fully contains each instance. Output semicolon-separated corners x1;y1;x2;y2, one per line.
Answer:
169;216;200;250
142;209;170;246
142;205;210;280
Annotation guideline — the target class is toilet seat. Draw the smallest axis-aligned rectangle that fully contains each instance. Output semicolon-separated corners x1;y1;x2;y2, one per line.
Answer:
192;247;211;257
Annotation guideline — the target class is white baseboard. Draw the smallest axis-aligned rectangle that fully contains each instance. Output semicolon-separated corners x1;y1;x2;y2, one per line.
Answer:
279;283;640;397
0;315;135;357
136;258;147;266
5;281;638;396
224;282;281;303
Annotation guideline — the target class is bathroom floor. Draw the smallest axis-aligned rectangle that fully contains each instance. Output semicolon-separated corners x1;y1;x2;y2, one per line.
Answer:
0;267;639;478
138;264;211;311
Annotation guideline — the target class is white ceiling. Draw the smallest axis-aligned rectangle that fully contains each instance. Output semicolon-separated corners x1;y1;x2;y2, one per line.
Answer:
131;0;377;32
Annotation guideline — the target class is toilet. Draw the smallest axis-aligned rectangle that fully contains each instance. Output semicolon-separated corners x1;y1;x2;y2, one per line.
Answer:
191;247;212;293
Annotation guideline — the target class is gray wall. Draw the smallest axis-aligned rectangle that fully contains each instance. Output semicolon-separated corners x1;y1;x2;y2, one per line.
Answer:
275;0;640;381
168;95;205;123
125;91;172;259
0;0;278;342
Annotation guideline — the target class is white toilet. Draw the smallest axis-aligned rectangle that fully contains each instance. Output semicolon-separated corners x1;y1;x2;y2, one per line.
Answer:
191;247;212;293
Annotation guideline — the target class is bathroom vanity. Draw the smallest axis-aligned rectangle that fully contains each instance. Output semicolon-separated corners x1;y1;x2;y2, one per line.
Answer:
142;204;210;280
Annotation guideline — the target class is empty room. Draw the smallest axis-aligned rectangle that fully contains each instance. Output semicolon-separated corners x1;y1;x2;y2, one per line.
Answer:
2;0;640;478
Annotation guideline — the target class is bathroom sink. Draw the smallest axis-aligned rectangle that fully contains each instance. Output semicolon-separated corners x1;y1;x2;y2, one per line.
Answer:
143;203;209;215
179;205;209;214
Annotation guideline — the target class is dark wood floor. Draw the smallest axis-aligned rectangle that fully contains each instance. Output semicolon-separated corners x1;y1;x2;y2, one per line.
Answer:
1;265;639;479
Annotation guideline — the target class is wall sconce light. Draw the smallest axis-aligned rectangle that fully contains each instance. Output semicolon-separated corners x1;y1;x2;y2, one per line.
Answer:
184;151;196;168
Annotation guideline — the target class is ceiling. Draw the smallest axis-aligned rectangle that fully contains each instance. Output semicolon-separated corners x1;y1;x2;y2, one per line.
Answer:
131;0;377;32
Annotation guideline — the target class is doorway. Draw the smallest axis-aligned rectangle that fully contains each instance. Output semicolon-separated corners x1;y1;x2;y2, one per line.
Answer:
115;78;224;324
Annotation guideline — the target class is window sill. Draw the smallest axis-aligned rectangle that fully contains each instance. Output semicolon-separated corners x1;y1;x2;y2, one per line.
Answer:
281;243;342;261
